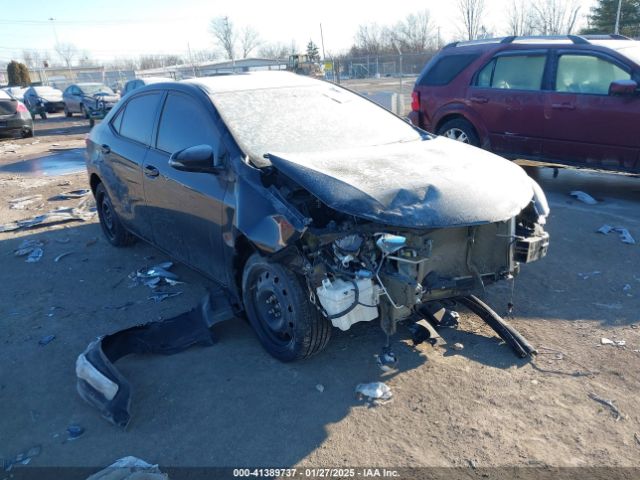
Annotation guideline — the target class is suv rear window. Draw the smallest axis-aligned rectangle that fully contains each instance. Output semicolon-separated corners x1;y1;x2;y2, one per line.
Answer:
476;54;546;90
419;54;479;86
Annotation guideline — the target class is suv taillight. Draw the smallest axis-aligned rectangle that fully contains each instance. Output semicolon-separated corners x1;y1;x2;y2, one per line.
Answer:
16;102;28;113
411;91;420;112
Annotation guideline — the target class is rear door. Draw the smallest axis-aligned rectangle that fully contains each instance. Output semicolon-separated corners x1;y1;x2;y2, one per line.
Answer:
543;50;638;171
468;50;549;158
101;91;163;240
143;90;229;283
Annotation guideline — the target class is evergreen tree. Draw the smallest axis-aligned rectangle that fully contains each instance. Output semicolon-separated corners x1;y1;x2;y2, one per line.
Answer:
7;60;31;86
582;0;640;37
17;63;31;86
306;40;320;61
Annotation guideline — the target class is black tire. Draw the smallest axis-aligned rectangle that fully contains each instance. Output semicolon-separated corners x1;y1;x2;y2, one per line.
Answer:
437;118;480;147
64;106;72;117
89;118;95;128
242;253;331;362
95;183;136;247
21;128;33;138
81;104;89;119
40;111;47;120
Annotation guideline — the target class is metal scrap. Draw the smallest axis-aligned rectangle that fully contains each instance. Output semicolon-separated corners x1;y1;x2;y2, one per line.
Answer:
0;198;97;233
13;239;44;257
588;392;622;421
129;261;184;288
9;194;42;209
50;189;90;200
570;191;598;205
597;225;636;245
54;251;75;262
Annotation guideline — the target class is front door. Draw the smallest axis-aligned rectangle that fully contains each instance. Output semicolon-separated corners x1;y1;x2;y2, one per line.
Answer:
143;91;229;283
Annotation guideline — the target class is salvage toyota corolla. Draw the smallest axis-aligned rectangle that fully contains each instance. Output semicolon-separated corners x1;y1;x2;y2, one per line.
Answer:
85;71;549;362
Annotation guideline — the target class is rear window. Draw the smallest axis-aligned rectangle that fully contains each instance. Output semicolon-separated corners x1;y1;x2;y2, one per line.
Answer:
419;54;479;86
476;54;546;90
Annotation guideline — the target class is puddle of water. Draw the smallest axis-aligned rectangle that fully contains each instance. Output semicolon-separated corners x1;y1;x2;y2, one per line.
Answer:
0;148;86;176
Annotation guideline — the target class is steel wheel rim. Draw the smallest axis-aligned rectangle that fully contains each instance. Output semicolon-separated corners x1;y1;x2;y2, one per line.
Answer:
100;196;116;239
251;268;295;346
444;128;469;143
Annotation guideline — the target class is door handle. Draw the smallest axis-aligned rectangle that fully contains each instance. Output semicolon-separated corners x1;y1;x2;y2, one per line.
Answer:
551;103;575;110
100;144;110;154
144;165;159;177
470;96;488;104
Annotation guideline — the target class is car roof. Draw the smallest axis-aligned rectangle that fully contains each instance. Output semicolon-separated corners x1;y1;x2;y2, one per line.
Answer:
75;82;106;87
444;34;637;51
184;71;320;94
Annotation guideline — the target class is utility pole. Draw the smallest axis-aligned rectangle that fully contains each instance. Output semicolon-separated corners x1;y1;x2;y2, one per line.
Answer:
614;0;623;34
187;42;197;78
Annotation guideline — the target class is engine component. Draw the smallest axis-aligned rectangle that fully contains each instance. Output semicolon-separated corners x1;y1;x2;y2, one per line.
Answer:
316;277;378;331
376;233;406;254
333;234;364;266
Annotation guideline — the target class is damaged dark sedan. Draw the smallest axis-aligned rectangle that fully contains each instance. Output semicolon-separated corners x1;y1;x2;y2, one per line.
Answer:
85;71;549;362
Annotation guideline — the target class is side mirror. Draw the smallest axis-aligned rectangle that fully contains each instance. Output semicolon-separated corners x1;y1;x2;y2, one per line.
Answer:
169;144;222;173
609;79;638;96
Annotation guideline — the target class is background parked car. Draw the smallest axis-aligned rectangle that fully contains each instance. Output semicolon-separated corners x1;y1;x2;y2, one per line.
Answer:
23;85;65;119
409;35;640;174
62;82;120;119
1;86;27;102
0;89;33;137
121;77;174;97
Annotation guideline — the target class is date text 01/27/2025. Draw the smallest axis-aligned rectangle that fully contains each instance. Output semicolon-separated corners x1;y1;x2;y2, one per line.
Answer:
232;468;400;478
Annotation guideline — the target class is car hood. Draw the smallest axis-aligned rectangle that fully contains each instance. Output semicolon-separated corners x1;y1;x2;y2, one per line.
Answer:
40;93;63;102
267;137;538;229
86;93;119;103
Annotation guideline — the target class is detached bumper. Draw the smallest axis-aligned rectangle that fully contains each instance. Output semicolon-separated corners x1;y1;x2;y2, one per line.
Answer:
515;231;549;263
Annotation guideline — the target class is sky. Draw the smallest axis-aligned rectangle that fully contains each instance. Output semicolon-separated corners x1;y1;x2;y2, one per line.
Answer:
0;0;597;64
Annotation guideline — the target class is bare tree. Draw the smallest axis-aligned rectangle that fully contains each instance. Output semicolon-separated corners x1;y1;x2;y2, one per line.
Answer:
240;26;261;58
353;23;389;55
506;0;537;36
458;0;486;40
54;43;78;69
531;0;581;35
210;16;236;60
395;10;435;51
258;42;290;59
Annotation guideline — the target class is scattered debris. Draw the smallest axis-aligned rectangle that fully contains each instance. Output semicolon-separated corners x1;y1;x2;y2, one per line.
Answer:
148;291;183;303
54;252;75;262
66;425;85;440
635;432;640;447
577;271;601;280
376;349;398;372
356;382;393;402
86;456;168;480
26;248;44;263
9;194;43;209
50;189;90;200
623;284;632;292
570;191;598;205
588;392;622;421
129;262;183;288
0;198;96;233
531;379;539;385
597;225;636;245
76;290;233;427
601;337;626;347
13;239;44;257
38;335;56;346
316;384;325;393
451;342;464;351
2;445;42;471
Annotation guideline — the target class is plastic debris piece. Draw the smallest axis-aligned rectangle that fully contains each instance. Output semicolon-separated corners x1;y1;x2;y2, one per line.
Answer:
38;334;56;346
26;248;43;263
14;239;44;257
316;384;325;393
376;349;398;372
0;198;97;233
50;189;90;200
570;191;598;205
577;271;601;280
54;251;74;262
452;342;464;351
588;392;622;421
3;445;42;471
356;382;392;401
9;194;43;209
86;456;168;480
148;292;183;303
66;425;85;440
601;337;625;346
623;284;632;292
597;225;636;245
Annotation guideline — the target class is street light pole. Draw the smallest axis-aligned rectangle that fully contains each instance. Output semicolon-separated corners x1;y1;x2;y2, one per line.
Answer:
49;17;59;45
614;0;622;34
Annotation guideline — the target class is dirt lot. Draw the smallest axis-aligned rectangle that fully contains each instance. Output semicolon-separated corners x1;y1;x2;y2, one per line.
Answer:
1;111;640;476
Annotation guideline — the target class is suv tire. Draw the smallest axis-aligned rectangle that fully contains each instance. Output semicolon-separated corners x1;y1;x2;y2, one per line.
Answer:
437;118;480;147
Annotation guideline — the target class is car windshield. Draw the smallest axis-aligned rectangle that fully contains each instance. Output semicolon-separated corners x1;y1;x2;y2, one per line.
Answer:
615;45;640;65
81;84;114;95
210;83;422;164
34;87;58;94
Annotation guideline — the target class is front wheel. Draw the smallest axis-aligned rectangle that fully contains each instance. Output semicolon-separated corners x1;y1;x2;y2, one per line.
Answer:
95;183;136;247
81;104;89;119
242;253;331;362
64;106;72;117
437;118;480;147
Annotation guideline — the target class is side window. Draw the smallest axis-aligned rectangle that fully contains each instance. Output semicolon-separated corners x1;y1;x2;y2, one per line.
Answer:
556;54;631;95
119;93;162;145
110;106;125;133
156;93;219;154
419;54;480;86
476;55;546;90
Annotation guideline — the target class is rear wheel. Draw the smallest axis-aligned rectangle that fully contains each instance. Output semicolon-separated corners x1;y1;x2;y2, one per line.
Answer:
437;118;480;147
64;106;72;117
21;127;33;138
81;104;89;119
242;253;331;362
95;183;136;247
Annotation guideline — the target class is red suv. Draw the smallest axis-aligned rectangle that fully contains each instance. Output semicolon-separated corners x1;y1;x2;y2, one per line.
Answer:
408;35;640;173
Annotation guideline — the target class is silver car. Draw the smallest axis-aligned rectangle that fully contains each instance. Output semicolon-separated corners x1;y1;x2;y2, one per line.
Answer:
62;83;120;119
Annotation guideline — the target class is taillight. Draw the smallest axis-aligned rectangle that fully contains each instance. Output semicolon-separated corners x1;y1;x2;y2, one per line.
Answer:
16;102;28;113
411;91;420;112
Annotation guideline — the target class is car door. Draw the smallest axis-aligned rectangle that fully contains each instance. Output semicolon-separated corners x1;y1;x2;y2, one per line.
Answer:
543;50;638;171
143;90;229;283
70;86;84;112
468;50;549;159
101;91;163;240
